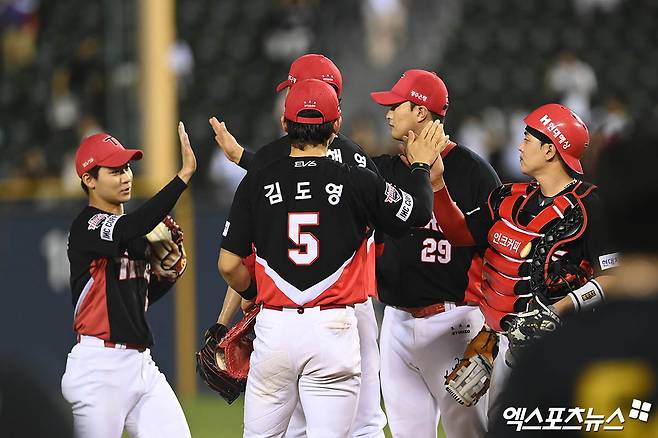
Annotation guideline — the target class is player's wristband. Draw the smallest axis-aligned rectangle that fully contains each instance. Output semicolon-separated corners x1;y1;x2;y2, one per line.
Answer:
410;162;431;174
567;279;604;312
236;281;257;300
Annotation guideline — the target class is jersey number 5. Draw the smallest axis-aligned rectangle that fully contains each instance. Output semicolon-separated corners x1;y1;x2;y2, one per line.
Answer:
421;238;451;263
288;212;319;265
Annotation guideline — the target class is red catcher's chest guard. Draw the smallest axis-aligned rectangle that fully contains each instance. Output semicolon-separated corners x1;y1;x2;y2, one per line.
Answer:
480;181;595;331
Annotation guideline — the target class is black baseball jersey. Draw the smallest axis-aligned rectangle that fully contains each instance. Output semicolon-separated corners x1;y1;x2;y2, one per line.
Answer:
374;144;501;307
238;133;381;176
465;183;617;276
67;177;187;346
221;156;433;308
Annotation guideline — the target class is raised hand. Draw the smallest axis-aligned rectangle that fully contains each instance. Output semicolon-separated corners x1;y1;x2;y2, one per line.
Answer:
406;120;448;166
177;121;197;183
209;117;244;164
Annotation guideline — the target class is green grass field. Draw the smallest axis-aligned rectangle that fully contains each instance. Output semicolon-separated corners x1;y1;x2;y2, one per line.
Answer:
175;395;446;438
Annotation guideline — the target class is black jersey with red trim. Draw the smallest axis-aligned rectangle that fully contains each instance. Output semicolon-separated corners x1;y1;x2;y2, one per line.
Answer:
465;182;618;276
221;156;433;308
238;133;381;176
373;144;501;306
67;176;187;346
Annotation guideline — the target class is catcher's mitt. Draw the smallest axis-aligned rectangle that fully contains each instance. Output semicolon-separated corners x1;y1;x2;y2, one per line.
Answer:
145;215;187;282
503;298;562;367
195;306;260;403
445;326;499;407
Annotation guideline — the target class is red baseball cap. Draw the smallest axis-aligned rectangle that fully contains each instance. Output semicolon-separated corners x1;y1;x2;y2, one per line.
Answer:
370;69;449;116
276;54;343;97
524;103;589;174
284;79;341;124
75;133;143;177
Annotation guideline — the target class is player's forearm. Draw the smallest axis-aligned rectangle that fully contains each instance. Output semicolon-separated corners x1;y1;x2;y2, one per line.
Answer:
404;164;433;226
118;176;187;241
554;274;613;315
433;186;476;246
218;286;243;326
218;249;253;296
237;149;254;170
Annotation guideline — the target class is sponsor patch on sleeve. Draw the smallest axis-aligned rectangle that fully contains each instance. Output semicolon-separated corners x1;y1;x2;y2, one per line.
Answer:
598;252;621;270
87;213;109;230
384;182;402;204
395;190;414;222
222;221;231;237
100;214;123;242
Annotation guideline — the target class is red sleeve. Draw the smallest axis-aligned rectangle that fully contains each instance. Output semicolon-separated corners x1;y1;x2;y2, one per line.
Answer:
433;186;476;246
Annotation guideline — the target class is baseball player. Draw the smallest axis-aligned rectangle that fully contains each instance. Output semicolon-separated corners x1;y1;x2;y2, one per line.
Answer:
210;53;387;437
369;70;500;437
218;79;443;437
61;123;196;438
430;103;618;419
488;129;654;438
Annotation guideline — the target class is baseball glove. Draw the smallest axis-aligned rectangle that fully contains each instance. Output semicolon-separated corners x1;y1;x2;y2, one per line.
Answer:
503;298;562;367
195;306;260;403
145;215;187;282
445;326;499;407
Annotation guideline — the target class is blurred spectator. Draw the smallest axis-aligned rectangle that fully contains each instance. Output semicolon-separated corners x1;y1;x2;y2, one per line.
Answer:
264;0;314;61
584;97;631;176
16;147;47;178
47;68;79;131
573;0;623;16
546;51;598;122
170;39;194;98
481;107;507;156
208;147;247;206
594;97;631;143
347;114;383;157
0;0;38;72
362;0;407;66
499;107;532;182
456;115;489;159
61;114;103;195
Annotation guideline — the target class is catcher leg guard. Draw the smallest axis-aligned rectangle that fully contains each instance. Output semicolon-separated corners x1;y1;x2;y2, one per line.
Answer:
445;326;499;407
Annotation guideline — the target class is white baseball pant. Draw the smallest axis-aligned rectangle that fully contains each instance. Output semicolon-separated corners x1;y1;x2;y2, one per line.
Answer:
380;305;488;438
244;306;361;438
61;336;190;438
285;298;387;437
487;334;511;428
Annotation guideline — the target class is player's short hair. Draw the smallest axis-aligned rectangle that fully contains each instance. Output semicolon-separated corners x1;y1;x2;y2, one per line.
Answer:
526;126;552;146
80;166;100;195
286;110;336;150
526;126;578;176
409;102;444;123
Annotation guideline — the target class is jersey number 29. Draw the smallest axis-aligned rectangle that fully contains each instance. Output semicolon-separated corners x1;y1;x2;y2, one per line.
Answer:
288;212;319;265
421;238;451;263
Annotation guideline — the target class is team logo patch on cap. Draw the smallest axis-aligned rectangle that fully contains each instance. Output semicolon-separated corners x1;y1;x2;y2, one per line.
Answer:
410;90;428;102
384;182;402;203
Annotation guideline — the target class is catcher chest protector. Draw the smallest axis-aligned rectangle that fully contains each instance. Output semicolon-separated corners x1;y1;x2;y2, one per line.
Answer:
480;181;595;331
